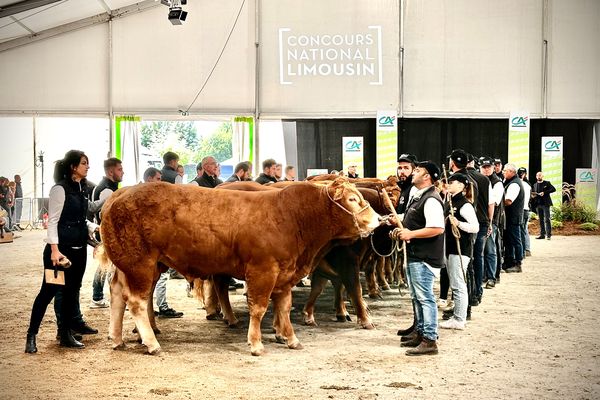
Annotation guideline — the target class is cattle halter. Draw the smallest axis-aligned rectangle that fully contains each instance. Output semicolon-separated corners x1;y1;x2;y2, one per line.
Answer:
324;185;372;236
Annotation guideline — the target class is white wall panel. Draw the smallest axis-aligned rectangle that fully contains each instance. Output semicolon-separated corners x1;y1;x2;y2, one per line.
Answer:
111;0;255;114
259;0;399;117
0;24;108;112
403;0;543;117
547;0;600;117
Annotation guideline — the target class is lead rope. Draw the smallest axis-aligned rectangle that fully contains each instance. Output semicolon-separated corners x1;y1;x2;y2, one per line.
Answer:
442;164;468;283
322;184;371;235
380;189;407;275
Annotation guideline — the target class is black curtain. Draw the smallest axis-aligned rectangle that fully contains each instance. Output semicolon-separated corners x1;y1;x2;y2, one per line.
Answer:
292;119;376;180
292;117;594;183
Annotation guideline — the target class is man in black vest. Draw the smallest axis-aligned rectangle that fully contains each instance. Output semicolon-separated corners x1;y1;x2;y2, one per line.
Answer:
89;158;123;309
480;157;504;287
226;162;251;182
255;158;278;185
465;153;494;303
502;164;525;272
394;154;419;337
160;151;182;184
395;154;418;216
392;161;445;356
531;171;556;240
192;156;223;188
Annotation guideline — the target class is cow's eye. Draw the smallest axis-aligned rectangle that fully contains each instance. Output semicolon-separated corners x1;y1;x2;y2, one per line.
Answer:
349;197;357;202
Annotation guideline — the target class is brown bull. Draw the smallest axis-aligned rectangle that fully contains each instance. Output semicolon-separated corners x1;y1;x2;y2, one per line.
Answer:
100;179;380;356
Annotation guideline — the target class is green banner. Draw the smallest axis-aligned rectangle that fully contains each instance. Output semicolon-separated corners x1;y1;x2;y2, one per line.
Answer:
376;110;397;179
507;112;530;172
575;168;597;211
541;136;563;207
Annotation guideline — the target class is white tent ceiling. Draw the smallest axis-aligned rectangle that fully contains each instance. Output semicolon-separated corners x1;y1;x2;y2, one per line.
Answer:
0;0;155;44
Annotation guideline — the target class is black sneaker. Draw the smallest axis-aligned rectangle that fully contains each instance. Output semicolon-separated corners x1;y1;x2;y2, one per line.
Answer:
535;235;545;240
158;308;183;318
485;280;496;289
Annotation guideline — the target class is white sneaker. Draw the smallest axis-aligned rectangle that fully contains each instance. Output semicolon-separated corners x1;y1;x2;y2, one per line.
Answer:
439;318;465;330
89;298;110;309
437;299;448;309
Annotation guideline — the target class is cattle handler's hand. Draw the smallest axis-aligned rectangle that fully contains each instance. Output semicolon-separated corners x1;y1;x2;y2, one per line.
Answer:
448;215;460;228
390;227;413;243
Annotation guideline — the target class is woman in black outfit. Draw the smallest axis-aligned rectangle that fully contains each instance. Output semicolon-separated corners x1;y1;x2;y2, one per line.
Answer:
25;150;99;353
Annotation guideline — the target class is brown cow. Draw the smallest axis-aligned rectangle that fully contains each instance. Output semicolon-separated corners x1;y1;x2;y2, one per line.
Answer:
100;179;380;356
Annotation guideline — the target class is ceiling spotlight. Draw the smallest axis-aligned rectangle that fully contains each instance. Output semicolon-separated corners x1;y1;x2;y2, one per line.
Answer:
168;7;187;25
160;0;188;25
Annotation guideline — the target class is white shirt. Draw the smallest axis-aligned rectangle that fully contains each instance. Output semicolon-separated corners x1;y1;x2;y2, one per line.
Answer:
522;181;531;211
175;175;183;184
47;184;99;245
491;181;504;205
486;181;494;205
455;198;480;234
505;182;521;203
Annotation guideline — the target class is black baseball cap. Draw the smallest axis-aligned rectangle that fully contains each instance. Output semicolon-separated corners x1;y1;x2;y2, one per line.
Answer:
417;161;441;182
479;156;494;167
398;153;418;164
517;167;527;175
448;172;470;186
448;149;469;167
493;158;502;165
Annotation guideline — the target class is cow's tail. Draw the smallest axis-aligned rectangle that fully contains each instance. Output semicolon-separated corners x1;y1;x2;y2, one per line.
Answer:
93;243;116;274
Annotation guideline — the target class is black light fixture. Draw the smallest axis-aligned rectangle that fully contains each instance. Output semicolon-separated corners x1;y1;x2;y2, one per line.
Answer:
159;0;188;25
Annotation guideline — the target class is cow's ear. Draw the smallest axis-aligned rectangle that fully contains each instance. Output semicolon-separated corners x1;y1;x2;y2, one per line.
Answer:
333;186;345;201
327;178;348;201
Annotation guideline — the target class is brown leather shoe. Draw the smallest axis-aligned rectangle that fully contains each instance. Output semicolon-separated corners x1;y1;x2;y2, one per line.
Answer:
400;333;422;347
400;330;419;343
405;338;438;356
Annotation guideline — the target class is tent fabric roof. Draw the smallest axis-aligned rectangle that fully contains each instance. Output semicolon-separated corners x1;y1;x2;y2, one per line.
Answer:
0;0;145;43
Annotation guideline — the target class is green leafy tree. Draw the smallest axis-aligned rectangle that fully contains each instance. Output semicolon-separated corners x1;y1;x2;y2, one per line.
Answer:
140;121;199;164
196;122;233;163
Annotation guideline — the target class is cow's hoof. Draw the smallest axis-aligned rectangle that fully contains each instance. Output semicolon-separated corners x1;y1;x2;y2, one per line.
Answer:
359;321;375;330
206;313;220;321
304;319;317;327
336;315;347;322
381;285;391;291
147;346;162;355
250;344;264;356
368;292;383;300
275;335;286;344
288;341;303;350
346;315;352;322
112;342;126;351
226;320;241;328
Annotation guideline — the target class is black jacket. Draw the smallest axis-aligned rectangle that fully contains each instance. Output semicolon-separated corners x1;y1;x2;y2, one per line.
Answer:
194;172;223;188
255;173;277;185
504;175;525;226
531;180;556;208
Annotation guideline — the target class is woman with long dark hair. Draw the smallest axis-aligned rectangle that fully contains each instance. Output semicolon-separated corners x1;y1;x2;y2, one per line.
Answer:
25;150;99;353
440;173;478;330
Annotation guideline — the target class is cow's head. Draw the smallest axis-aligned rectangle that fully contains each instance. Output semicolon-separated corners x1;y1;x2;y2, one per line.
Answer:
326;178;381;238
384;175;401;209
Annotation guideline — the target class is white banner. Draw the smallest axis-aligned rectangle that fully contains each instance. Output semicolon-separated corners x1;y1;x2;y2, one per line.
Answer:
342;136;364;178
376;110;397;179
541;136;563;207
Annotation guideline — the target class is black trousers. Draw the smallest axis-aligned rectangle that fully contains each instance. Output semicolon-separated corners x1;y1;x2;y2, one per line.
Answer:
27;244;87;335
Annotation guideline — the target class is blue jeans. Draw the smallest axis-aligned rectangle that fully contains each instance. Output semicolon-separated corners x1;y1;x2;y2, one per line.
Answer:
484;224;498;282
537;205;551;237
155;269;170;311
407;261;438;341
504;224;523;265
472;223;488;298
446;255;469;322
520;210;531;255
92;266;111;301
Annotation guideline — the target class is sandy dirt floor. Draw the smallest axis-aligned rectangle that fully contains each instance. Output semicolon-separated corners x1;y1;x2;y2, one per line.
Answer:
0;230;599;400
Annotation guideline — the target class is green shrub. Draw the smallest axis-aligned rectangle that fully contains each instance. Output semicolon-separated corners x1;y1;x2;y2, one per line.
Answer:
551;220;563;229
552;201;598;224
579;222;599;231
529;212;538;220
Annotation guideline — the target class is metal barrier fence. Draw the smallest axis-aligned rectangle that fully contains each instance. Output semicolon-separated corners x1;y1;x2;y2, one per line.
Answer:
13;197;49;230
